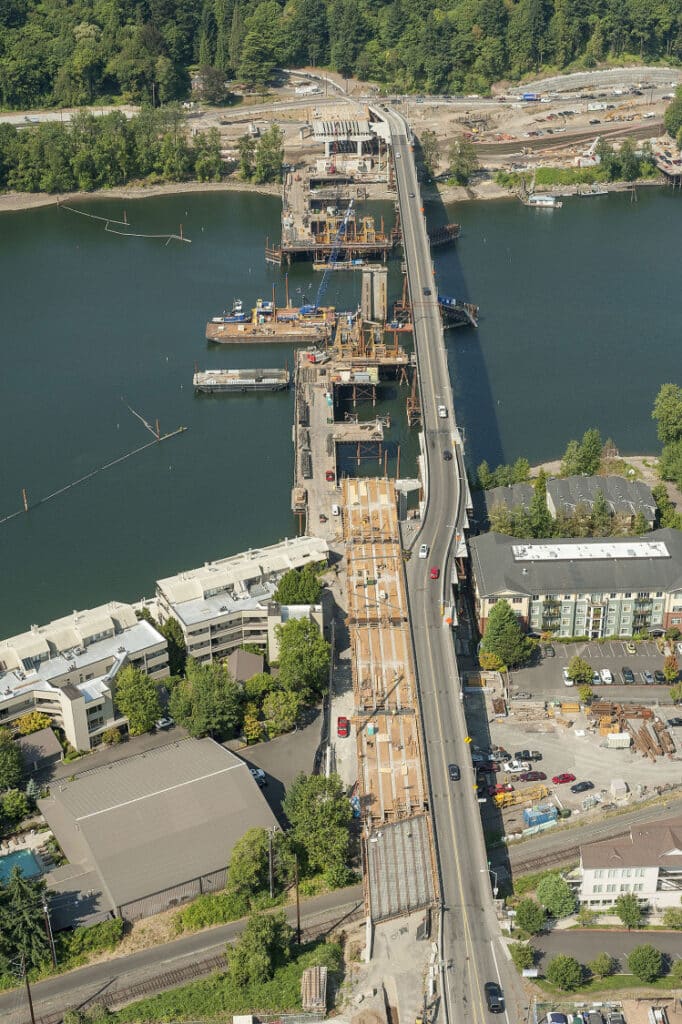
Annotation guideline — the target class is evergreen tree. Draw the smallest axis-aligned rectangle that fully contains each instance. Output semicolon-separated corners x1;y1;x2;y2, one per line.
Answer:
0;728;22;792
228;3;245;73
590;489;612;536
529;470;552;538
479;600;532;668
560;438;581;477
0;868;50;970
578;428;602;475
631;510;650;535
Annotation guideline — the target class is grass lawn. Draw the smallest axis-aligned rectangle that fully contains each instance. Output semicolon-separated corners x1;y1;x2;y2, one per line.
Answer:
536;973;679;997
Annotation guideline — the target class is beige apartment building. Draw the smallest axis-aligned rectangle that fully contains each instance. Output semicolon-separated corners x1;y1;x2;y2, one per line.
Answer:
0;603;168;751
155;536;329;662
469;529;682;638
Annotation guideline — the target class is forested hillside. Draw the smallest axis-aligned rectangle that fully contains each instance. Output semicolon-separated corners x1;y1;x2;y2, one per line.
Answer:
0;0;681;109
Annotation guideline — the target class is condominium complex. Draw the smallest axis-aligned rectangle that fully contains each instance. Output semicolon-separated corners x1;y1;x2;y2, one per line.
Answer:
0;603;168;751
155;536;328;662
577;817;682;910
469;529;682;638
485;474;656;530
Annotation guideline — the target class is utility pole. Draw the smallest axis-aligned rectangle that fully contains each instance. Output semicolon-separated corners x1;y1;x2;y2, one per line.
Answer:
268;828;274;899
43;896;57;969
294;855;301;944
21;956;36;1024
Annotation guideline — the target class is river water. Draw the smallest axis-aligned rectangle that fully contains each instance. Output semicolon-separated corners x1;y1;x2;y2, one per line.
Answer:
1;187;680;633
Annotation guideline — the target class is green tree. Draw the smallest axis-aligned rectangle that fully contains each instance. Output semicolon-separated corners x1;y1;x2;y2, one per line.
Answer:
632;510;650;535
227;910;292;986
509;942;534;971
664;87;682;140
480;600;533;669
662;906;682;929
2;789;29;823
169;658;242;738
0;728;23;791
274;563;323;605
545;954;583;991
0;867;50;970
254;125;284;184
242;702;263;744
114;666;161;735
419;129;439;178
199;65;231;105
276;617;330;699
237;133;256;180
561;438;582;476
578;428;602;475
536;873;576;917
15;711;52;736
627;943;662;983
529;470;552;538
618;137;640;181
615;891;643;930
591;489;612;536
477;460;494;490
447;138;479;185
664;654;679;683
568;655;593;686
578;684;593;704
283;773;351;881
653;383;682;446
515;898;545;935
159;616;187;676
652;482;682;529
102;726;122;745
659;440;682;491
588;951;615;979
669;682;682;704
243;672;274;704
263;690;300;736
669;957;682;986
227;827;273;899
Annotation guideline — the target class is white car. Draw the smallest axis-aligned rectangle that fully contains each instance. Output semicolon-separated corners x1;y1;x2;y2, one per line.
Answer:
502;759;531;774
600;668;613;684
418;543;429;559
562;667;574;686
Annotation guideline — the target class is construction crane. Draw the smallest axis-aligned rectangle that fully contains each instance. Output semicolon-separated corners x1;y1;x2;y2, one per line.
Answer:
313;198;354;310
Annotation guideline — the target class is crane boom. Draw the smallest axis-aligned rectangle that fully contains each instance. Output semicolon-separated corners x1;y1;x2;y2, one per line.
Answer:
314;199;354;309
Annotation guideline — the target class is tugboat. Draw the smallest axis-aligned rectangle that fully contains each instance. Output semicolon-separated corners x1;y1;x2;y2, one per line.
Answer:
211;299;248;324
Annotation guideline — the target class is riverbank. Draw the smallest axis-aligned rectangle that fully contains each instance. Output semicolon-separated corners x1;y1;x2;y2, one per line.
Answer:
0;178;280;215
427;175;666;204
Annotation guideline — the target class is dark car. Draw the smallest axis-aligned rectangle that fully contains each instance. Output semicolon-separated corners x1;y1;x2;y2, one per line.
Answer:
443;450;453;461
668;717;682;727
514;749;542;762
654;670;666;684
519;770;546;782
448;763;461;781
423;286;432;296
476;761;500;773
542;644;555;658
484;982;504;1014
570;780;594;794
490;747;510;760
621;666;635;684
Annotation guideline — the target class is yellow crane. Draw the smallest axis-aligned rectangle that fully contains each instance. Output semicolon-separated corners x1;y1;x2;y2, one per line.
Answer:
605;101;635;122
494;784;548;808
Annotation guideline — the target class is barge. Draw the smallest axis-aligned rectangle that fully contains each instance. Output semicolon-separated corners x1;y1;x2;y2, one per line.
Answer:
206;297;336;344
193;368;291;392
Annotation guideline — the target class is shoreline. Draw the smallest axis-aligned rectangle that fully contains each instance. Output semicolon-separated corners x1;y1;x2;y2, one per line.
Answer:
0;178;281;215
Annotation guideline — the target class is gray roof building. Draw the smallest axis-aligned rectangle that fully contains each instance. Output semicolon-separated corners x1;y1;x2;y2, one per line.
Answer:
469;528;682;598
39;738;278;922
484;483;533;516
581;816;682;870
547;475;656;525
227;648;264;683
17;727;63;774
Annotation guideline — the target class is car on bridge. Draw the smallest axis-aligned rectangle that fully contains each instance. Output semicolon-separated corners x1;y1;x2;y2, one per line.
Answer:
418;543;429;558
484;982;504;1014
423;287;431;296
443;450;453;461
429;566;440;579
448;763;461;781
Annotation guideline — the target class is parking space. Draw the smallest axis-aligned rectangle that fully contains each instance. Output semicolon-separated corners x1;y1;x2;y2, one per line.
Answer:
509;639;676;701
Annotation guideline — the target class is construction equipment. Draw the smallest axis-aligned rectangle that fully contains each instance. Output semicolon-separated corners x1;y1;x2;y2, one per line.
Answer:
605;101;635;121
313;199;354;310
494;784;548;808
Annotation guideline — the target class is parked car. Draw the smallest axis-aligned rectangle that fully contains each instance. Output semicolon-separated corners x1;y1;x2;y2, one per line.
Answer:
337;716;350;737
484;982;504;1014
668;717;682;727
592;671;601;686
552;772;576;785
490;747;510;760
511;691;532;700
250;767;267;787
430;566;440;579
154;716;174;730
622;666;635;684
448;763;461;781
319;513;328;523
476;761;500;773
514;749;542;762
489;782;513;795
562;666;574;686
600;668;613;684
325;470;335;482
625;641;637;654
654;670;666;684
643;670;655;685
541;644;555;658
546;1015;568;1024
503;759;531;773
570;780;594;794
519;770;547;782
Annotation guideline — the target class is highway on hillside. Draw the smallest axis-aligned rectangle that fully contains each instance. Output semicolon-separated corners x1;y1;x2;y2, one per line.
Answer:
383;107;524;1024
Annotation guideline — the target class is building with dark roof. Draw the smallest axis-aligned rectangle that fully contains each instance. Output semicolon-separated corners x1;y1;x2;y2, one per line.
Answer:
39;738;278;925
469;528;682;638
484;483;533;517
547;476;656;528
578;816;682;910
17;727;63;774
226;648;264;683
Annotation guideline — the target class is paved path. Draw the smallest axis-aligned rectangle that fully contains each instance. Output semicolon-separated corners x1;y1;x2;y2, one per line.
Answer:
533;928;682;969
1;885;363;1024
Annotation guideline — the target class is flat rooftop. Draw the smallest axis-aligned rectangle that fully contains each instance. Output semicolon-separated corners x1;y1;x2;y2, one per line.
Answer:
512;540;670;561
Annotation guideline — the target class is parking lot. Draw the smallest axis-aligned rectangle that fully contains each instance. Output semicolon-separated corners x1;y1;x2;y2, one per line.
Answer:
508;639;678;702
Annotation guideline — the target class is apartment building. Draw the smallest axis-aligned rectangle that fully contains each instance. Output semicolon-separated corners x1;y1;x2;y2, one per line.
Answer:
155;536;329;662
469;528;682;638
577;817;682;910
0;603;168;751
484;474;656;529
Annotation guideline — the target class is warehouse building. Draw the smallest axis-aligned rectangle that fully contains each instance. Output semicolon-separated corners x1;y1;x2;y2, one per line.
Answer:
469;528;682;638
40;738;279;926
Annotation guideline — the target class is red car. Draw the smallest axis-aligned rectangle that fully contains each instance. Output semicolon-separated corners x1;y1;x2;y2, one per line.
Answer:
552;772;576;785
430;567;440;580
489;782;514;796
337;716;350;738
325;470;335;482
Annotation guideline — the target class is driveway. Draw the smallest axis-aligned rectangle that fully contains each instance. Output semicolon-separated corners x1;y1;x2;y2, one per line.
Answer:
533;928;682;970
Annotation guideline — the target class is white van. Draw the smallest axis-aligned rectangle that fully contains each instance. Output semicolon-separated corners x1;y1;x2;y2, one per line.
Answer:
438;405;447;418
331;504;340;516
418;543;429;559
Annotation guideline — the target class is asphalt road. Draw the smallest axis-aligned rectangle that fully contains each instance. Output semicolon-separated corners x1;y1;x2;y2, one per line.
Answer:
383;107;523;1024
0;885;363;1024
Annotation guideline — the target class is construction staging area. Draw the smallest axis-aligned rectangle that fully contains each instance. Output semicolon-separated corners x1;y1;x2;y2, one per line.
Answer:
341;478;437;922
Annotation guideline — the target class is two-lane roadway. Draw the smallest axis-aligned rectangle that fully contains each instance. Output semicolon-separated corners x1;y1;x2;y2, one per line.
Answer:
383;108;524;1024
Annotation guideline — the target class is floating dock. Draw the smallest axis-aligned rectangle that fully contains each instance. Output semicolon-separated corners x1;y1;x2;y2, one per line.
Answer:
206;297;337;344
193;368;290;393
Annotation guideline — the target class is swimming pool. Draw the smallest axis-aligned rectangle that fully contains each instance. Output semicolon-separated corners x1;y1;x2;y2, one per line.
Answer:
0;848;42;883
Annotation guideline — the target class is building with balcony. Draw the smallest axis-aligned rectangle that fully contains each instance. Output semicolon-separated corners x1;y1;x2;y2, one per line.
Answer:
576;816;682;910
468;529;682;639
155;536;328;661
0;603;168;751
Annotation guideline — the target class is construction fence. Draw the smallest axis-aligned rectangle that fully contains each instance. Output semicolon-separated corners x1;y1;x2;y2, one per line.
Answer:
117;866;227;921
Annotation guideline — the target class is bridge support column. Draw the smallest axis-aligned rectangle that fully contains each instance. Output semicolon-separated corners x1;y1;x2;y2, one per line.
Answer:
363;915;374;962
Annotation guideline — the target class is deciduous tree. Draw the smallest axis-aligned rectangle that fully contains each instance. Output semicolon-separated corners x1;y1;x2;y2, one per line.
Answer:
15;712;52;736
627;943;662;982
0;728;23;791
274;563;323;605
653;383;682;446
536;873;576;917
515;898;545;935
263;690;300;736
545;954;583;991
568;656;593;686
588;952;615;978
114;666;162;736
615;891;643;930
283;773;351;882
227;910;292;986
169;659;242;738
276;617;330;699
